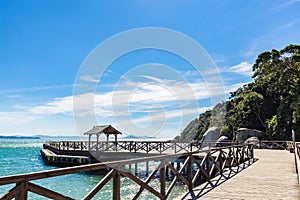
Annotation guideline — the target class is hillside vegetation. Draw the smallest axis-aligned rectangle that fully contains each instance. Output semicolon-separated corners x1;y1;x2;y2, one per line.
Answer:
178;44;300;141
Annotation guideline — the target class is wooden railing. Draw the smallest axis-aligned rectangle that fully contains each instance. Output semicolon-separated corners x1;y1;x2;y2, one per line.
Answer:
45;140;205;154
47;141;89;151
294;142;300;182
0;143;253;200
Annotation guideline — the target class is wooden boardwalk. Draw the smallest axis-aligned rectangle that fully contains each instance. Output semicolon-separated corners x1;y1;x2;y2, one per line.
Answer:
181;149;300;199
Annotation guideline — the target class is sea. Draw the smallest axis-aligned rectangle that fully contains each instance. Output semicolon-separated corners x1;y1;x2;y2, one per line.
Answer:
0;138;187;199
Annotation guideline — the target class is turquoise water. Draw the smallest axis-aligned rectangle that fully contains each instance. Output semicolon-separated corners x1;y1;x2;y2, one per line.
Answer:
0;139;187;199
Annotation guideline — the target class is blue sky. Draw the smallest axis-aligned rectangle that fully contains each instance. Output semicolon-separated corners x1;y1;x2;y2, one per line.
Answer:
0;0;300;137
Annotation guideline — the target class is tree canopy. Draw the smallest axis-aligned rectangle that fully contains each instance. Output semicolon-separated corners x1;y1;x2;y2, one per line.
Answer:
178;44;300;141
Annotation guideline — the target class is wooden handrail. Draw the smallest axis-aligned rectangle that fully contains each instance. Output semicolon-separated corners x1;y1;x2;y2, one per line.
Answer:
0;144;254;200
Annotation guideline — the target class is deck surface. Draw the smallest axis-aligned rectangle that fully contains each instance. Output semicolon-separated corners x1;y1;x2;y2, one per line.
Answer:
181;149;300;200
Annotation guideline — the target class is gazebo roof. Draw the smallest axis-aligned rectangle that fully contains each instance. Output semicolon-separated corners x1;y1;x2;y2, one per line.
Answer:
84;125;122;136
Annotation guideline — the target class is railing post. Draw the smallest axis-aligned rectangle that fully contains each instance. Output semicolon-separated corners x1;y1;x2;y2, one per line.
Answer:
160;161;166;199
16;181;28;200
206;153;211;181
188;156;193;190
292;130;298;174
159;142;162;154
146;142;149;154
113;170;120;200
174;141;176;153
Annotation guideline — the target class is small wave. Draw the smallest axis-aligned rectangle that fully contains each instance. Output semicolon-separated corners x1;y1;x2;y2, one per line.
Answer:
0;141;43;148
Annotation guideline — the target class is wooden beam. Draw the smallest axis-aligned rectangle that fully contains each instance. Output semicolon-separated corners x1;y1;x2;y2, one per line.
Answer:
120;171;163;199
133;162;164;200
0;184;19;200
28;182;73;200
83;169;116;200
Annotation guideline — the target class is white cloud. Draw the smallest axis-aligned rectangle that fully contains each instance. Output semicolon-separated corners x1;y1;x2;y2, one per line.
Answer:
1;72;249;137
29;96;74;115
80;75;100;83
21;74;233;136
0;84;73;95
0;112;38;126
229;62;253;77
27;76;215;118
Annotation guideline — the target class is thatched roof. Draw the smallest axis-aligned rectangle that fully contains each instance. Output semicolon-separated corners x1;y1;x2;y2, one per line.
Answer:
84;125;122;136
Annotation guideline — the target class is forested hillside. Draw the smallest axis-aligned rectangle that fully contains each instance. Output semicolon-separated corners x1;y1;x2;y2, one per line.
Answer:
178;44;300;141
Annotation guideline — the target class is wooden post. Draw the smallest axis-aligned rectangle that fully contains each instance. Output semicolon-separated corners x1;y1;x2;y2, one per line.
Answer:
16;182;28;200
106;134;109;150
187;157;193;190
176;162;180;171
135;162;138;176
146;161;149;176
113;170;120;200
165;165;169;180
206;154;210;181
146;142;149;154
114;135;117;152
170;162;174;176
174;141;177;153
96;134;99;151
159;142;162;154
292;130;298;174
160;162;166;199
129;141;132;152
88;135;91;151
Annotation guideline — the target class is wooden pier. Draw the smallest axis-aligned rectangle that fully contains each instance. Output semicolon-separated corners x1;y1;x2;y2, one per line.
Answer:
180;149;300;199
40;125;206;166
0;143;254;200
1;140;300;199
41;140;203;166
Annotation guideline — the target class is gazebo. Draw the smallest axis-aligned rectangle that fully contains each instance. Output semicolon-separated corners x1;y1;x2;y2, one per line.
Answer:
84;125;122;151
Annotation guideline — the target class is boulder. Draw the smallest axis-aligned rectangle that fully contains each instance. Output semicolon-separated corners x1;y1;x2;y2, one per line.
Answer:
200;127;220;148
236;128;265;143
244;136;260;148
216;136;230;147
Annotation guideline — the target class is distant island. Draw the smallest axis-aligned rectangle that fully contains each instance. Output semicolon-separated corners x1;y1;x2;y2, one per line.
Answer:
0;135;41;139
0;135;82;140
122;135;155;139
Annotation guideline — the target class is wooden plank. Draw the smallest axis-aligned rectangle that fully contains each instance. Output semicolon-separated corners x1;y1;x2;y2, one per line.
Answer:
193;149;300;199
28;182;74;200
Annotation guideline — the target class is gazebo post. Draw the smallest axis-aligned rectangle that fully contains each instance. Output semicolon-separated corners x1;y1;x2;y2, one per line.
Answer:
96;133;99;151
88;134;91;151
114;134;118;152
84;125;122;152
106;134;109;150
